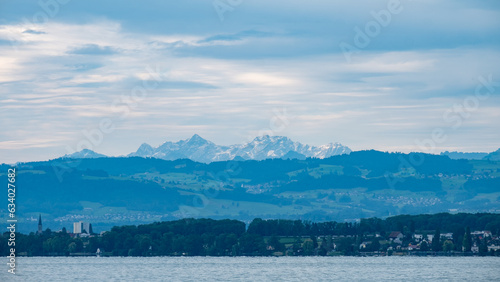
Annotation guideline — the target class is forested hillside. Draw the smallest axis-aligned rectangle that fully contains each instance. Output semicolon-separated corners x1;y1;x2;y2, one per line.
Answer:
1;150;499;233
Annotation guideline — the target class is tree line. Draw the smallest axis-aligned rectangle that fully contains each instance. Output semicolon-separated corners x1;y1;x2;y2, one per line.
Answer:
1;213;500;256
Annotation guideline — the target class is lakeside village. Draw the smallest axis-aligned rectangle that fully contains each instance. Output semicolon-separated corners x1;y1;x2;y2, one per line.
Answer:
2;215;500;257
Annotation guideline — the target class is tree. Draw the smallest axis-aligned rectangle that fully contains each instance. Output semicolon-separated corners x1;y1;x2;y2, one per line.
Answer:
442;240;454;252
452;226;464;252
326;235;334;251
420;241;429;252
75;239;84;252
184;234;202;256
303;240;315;256
410;220;416;234
247;218;264;235
68;242;77;253
371;238;381;252
403;226;411;239
463;227;472;252
318;237;328;256
432;228;441;252
310;235;318;249
292;237;303;255
337;237;355;255
268;235;284;253
238;233;265;255
479;240;488;255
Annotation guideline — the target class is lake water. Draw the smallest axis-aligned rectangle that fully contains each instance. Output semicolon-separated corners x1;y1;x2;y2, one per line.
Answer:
2;256;499;281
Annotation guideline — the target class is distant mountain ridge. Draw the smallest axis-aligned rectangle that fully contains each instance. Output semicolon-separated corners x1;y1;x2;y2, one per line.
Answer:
128;134;351;163
440;151;489;160
440;150;500;161
63;149;107;159
484;148;500;161
61;135;500;164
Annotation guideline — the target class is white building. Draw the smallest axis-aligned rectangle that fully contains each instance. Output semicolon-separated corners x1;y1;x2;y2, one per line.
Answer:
471;231;492;238
441;233;453;240
82;222;91;233
487;245;500;252
73;222;82;234
73;221;91;234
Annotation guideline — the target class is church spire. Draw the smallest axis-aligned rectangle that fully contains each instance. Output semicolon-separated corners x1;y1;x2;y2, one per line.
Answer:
37;214;43;235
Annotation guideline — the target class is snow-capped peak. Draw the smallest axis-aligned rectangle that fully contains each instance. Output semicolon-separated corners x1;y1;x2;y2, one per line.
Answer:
129;135;351;163
63;149;107;159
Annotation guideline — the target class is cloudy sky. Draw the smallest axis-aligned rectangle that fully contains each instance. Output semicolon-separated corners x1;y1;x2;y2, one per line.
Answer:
1;0;499;163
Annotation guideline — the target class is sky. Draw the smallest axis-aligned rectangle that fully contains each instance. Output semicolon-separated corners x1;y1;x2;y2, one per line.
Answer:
0;0;499;163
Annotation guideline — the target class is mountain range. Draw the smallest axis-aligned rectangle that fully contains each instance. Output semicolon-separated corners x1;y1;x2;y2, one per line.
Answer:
64;148;107;159
65;135;352;163
63;134;500;163
440;149;500;161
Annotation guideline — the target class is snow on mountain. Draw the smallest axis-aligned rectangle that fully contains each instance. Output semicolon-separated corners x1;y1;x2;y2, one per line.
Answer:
129;134;351;163
63;149;107;159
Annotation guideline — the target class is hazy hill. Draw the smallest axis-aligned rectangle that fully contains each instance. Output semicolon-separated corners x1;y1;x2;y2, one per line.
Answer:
484;149;500;161
2;150;499;233
440;151;488;160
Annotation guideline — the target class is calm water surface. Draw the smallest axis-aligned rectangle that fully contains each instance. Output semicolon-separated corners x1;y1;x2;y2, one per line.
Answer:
2;256;499;281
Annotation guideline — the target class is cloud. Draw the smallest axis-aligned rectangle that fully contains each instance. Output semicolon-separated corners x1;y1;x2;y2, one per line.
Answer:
0;39;15;45
22;29;45;34
68;63;104;72
0;0;499;163
197;30;275;44
68;82;111;88
146;80;218;89
68;44;118;55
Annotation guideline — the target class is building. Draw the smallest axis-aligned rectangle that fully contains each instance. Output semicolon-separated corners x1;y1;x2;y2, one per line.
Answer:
441;233;453;240
413;234;423;241
73;222;82;233
37;214;43;235
471;231;492;238
471;243;479;253
487;245;500;252
359;241;371;250
408;244;419;251
82;222;91;234
388;231;404;244
73;221;92;234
